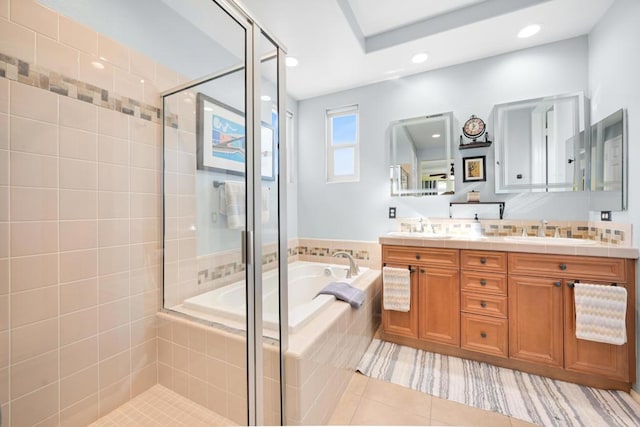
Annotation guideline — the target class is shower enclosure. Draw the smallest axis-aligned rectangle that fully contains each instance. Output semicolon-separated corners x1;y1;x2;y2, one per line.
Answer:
161;1;287;424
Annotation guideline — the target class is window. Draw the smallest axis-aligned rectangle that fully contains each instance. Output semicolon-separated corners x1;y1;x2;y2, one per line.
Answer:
326;105;359;182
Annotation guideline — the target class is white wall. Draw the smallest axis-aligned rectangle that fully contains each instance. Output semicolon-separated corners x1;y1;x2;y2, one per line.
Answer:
588;0;640;392
297;37;590;241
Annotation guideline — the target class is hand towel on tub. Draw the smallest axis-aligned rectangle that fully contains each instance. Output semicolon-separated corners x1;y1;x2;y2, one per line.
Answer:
316;282;365;308
383;266;411;312
574;282;627;345
222;181;270;229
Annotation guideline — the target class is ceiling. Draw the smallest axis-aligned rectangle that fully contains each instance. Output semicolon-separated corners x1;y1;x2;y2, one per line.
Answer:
240;0;614;100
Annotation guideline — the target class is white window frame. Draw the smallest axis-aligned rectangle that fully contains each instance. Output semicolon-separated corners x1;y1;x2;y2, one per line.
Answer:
326;105;360;183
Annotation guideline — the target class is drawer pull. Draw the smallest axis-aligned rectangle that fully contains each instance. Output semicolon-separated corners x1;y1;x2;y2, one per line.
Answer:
410;268;417;273
553;281;561;287
416;254;421;260
559;263;567;271
480;301;487;308
480;332;487;338
480;279;487;286
480;258;487;265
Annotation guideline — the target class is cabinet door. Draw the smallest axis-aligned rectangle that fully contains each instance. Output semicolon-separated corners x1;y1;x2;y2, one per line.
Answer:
418;268;460;346
382;264;419;338
509;276;563;367
564;281;629;381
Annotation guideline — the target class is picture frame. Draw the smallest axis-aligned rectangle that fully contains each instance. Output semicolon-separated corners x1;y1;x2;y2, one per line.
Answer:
196;93;246;176
462;155;486;182
196;92;275;180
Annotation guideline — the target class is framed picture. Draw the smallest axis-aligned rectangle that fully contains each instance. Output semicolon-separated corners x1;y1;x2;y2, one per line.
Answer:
197;93;246;175
196;93;275;180
463;155;486;182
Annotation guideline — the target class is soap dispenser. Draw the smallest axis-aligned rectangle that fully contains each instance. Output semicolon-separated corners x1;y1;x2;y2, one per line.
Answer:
471;213;482;238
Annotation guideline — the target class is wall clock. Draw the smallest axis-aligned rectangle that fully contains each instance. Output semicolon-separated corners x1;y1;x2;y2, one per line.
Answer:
462;115;486;141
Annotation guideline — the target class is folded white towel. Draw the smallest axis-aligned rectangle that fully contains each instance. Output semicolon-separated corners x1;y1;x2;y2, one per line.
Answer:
383;266;411;312
574;283;627;345
224;181;245;229
220;181;270;229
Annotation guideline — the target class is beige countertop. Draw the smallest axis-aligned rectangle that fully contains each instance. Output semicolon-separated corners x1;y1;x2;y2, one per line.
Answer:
379;234;639;259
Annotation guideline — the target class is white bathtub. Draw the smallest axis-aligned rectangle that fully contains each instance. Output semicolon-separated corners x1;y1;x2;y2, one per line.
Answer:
182;261;368;333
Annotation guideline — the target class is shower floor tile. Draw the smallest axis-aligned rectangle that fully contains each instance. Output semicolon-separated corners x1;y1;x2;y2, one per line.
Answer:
89;384;236;426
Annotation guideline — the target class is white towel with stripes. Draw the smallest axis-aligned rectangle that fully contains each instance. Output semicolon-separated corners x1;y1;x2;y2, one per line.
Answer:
220;181;270;229
383;266;411;312
574;283;627;345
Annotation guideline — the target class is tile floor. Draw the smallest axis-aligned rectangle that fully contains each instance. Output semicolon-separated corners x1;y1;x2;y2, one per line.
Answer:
89;385;235;427
328;372;538;426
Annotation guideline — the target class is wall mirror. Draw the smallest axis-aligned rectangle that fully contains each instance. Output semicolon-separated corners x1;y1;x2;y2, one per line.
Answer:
494;93;586;194
589;108;627;211
389;112;455;196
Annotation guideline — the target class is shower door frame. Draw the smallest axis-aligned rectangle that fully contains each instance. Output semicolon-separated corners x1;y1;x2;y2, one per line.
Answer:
160;0;288;425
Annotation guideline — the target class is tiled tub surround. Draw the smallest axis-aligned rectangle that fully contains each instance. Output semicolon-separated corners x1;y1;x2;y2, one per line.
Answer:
396;218;633;246
156;268;382;426
0;0;191;424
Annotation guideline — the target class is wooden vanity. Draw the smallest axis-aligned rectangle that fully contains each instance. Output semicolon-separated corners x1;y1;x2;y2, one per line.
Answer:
380;239;637;391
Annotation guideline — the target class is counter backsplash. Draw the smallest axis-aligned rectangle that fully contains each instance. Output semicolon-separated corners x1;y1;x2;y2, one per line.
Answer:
395;218;632;247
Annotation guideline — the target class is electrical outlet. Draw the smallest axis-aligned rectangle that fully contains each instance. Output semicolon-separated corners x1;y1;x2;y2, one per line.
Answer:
388;207;396;219
600;211;612;221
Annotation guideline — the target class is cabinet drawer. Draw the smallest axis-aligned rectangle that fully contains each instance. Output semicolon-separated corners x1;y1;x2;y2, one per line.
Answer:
461;313;508;358
461;291;508;318
461;250;507;272
383;246;458;269
460;271;507;295
508;253;626;282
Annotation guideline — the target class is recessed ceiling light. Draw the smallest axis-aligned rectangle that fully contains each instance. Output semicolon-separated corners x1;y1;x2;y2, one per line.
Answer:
432;133;441;138
91;61;104;70
518;24;541;39
261;95;271;102
285;56;299;67
411;53;428;64
140;79;145;84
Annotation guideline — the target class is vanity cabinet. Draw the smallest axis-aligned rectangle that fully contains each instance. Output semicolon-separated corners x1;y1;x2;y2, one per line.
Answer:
382;262;419;338
381;244;636;391
460;250;508;358
382;247;459;346
508;276;564;367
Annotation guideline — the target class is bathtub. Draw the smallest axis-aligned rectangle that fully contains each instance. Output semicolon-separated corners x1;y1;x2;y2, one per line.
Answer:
182;261;369;333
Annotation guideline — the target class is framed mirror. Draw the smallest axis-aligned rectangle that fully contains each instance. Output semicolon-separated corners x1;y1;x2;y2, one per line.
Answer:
494;93;587;194
390;112;455;196
589;108;627;211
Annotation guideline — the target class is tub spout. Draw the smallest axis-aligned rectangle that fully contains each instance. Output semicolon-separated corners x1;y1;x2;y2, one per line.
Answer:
332;251;360;278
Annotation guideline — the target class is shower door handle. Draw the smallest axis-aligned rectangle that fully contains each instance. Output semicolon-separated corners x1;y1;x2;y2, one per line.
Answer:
242;230;254;265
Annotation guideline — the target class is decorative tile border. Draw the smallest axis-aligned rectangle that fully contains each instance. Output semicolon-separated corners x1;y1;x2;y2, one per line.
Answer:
0;51;162;123
395;218;632;246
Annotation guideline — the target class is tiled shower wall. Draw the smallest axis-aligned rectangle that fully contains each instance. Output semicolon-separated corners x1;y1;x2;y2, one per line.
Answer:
0;1;184;425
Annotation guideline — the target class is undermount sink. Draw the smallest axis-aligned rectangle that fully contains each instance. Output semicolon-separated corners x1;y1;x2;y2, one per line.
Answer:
387;231;452;239
503;236;597;245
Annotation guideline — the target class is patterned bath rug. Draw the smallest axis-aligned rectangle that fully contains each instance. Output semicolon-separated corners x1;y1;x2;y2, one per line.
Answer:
357;339;640;427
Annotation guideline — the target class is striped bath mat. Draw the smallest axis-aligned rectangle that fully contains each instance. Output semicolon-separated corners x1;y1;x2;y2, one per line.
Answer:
357;339;640;427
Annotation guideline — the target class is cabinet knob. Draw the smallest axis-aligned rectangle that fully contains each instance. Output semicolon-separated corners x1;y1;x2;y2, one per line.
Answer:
416;254;421;260
559;263;567;271
480;279;487;286
554;281;562;287
420;269;425;274
410;268;417;273
480;258;487;265
480;332;487;338
480;301;487;308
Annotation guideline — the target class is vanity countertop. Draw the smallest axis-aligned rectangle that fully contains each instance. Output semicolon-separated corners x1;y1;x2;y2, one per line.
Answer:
379;234;639;259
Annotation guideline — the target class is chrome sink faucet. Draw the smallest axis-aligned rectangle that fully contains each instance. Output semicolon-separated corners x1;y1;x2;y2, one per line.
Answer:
539;220;548;237
332;251;360;278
